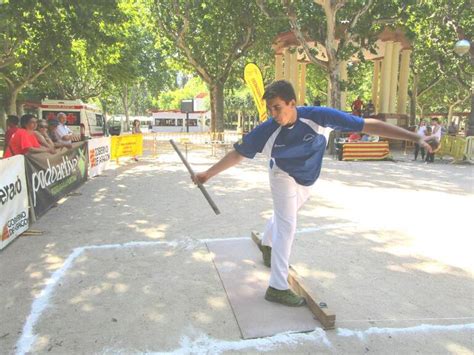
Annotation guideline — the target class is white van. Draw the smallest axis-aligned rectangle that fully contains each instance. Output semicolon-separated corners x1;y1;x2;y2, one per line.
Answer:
38;99;104;138
150;110;210;133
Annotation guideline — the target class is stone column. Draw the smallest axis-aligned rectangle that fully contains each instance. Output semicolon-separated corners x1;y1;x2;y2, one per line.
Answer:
298;62;307;105
397;49;411;114
371;60;380;113
289;49;299;99
389;42;401;113
275;54;284;81
378;41;393;113
339;61;348;111
283;49;291;80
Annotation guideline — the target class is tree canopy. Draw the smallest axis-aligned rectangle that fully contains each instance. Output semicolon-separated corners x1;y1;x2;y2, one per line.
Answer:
0;0;471;131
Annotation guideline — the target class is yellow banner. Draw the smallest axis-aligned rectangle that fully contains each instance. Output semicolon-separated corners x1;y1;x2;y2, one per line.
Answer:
110;134;143;159
244;63;267;122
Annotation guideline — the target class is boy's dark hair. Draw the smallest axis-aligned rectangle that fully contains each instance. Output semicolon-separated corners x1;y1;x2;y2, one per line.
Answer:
20;114;36;128
262;80;296;103
431;117;440;123
7;115;19;126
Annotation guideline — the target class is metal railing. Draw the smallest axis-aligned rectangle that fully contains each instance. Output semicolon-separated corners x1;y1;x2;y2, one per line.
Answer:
142;131;241;157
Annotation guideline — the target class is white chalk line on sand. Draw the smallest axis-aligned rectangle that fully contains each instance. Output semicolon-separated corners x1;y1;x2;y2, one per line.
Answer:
16;240;183;355
105;322;474;355
141;328;332;354
338;316;474;323
337;323;474;340
15;225;472;354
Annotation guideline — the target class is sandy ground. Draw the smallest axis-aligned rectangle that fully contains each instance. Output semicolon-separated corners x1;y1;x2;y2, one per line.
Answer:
1;143;473;354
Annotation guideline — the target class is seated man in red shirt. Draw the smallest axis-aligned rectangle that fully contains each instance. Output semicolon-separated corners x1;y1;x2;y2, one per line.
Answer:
4;114;55;158
3;115;19;157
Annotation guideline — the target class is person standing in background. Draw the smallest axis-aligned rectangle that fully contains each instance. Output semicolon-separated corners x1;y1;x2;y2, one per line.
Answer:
413;120;427;161
132;119;142;162
424;118;442;163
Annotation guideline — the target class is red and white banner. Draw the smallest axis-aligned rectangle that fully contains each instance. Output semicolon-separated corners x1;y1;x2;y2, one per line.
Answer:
88;137;111;178
1;155;29;250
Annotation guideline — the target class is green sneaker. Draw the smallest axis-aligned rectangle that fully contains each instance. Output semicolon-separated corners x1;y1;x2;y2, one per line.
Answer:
264;286;306;307
257;240;271;267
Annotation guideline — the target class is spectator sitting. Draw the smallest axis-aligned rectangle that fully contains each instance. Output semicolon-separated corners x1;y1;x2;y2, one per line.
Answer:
56;112;75;145
363;100;375;117
34;119;56;151
48;119;72;149
361;134;370;141
4;114;54;158
351;96;364;116
426;118;442;144
348;132;361;142
3;115;19;158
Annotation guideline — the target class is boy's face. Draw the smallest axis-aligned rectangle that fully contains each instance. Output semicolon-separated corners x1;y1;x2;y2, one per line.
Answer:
266;96;297;127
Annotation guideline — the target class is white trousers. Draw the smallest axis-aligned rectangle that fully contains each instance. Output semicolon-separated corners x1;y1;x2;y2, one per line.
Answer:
262;163;312;290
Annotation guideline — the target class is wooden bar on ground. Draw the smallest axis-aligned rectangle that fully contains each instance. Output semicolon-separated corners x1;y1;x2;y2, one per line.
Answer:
21;229;44;237
251;231;336;330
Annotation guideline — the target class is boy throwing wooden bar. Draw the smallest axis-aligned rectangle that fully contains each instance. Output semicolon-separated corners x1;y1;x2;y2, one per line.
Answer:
193;80;431;307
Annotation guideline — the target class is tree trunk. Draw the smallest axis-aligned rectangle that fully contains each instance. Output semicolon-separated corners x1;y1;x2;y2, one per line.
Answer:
418;105;424;120
100;99;109;136
209;82;225;137
447;101;460;123
327;58;341;154
121;85;130;132
327;60;341;109
16;101;24;117
0;106;6;130
5;87;20;115
323;0;340;110
467;93;474;137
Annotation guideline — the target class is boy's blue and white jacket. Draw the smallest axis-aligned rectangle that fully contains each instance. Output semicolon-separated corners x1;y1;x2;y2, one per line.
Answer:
234;106;364;186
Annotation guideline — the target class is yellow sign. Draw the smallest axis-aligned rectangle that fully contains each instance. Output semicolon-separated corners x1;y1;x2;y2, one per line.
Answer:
244;63;267;122
110;134;143;160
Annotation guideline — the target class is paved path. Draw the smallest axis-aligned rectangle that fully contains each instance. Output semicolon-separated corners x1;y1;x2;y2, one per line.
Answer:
1;146;473;354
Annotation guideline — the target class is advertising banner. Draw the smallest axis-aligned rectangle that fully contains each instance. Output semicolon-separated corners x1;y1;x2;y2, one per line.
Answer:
0;155;29;250
244;63;267;123
25;142;88;219
110;134;143;160
88;136;111;177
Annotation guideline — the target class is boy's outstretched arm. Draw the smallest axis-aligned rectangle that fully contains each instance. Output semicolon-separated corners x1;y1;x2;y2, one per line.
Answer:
362;118;433;153
193;149;245;184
